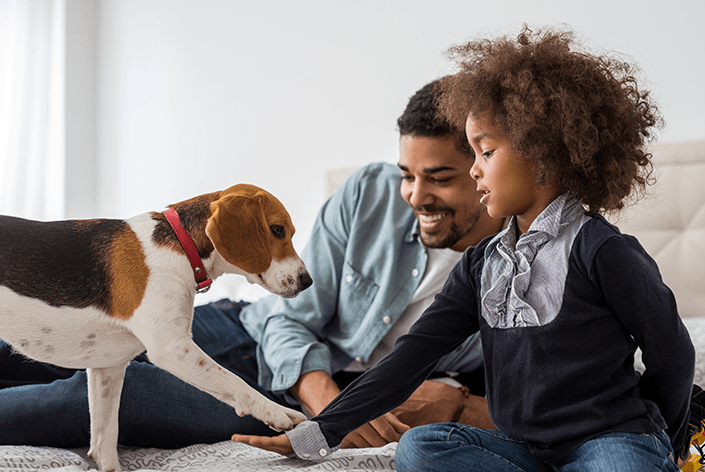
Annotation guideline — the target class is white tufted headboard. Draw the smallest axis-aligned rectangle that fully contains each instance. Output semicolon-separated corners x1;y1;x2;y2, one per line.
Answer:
610;140;705;318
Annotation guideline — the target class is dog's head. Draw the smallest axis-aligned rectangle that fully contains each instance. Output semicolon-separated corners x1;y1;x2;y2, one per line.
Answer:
205;184;312;298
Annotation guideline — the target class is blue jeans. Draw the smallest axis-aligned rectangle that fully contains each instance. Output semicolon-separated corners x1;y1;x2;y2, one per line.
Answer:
396;424;680;472
0;299;290;448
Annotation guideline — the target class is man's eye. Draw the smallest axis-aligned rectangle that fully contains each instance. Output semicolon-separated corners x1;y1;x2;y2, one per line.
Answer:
432;177;452;184
270;225;285;239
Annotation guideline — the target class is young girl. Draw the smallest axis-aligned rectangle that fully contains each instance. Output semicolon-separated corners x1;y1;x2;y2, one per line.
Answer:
233;26;695;471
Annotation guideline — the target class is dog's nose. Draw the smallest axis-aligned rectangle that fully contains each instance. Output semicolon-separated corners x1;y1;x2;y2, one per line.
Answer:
299;271;313;290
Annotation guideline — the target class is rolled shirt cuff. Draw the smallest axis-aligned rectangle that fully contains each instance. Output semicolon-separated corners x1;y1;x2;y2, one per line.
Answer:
285;420;339;461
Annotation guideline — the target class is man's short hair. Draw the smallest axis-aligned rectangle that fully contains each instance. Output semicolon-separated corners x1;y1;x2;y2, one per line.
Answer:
397;79;473;156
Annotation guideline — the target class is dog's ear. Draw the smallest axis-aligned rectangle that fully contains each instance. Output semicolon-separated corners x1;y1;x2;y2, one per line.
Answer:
206;193;271;274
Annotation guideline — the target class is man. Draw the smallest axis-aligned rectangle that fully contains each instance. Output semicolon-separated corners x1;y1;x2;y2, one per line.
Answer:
0;79;504;449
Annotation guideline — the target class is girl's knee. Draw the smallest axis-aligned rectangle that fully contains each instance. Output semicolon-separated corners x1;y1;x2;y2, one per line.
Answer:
396;424;466;472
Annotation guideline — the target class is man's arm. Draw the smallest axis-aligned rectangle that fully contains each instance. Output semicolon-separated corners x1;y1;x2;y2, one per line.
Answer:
288;370;409;448
240;167;366;393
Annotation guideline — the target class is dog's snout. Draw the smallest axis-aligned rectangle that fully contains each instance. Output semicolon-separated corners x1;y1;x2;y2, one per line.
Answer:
299;271;313;291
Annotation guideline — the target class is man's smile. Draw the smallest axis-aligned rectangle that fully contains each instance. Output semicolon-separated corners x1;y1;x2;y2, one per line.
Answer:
416;209;452;231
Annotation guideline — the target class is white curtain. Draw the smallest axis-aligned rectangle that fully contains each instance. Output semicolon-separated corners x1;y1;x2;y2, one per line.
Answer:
0;0;65;221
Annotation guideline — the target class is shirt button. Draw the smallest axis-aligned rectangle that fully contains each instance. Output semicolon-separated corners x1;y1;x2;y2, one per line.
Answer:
303;453;311;458
382;316;391;324
319;449;328;457
412;269;419;277
345;274;353;283
355;357;362;362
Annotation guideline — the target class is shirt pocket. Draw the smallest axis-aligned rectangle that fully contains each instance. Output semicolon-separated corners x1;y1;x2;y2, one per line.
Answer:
337;262;380;335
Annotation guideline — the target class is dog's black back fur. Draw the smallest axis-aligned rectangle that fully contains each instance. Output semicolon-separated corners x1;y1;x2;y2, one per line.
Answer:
0;215;127;310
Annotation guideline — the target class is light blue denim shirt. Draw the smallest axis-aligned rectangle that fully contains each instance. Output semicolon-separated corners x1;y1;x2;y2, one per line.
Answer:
240;162;482;394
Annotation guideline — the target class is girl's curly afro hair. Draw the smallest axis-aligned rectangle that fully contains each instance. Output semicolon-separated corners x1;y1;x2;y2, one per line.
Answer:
437;25;663;213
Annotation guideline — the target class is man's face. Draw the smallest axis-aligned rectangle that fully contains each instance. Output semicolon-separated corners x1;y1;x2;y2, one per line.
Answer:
398;135;487;252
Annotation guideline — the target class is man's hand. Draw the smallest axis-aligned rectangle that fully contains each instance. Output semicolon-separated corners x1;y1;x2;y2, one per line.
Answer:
677;450;690;468
341;411;410;448
231;433;294;456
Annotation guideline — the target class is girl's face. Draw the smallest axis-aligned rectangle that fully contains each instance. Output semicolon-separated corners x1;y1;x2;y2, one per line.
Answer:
465;113;560;235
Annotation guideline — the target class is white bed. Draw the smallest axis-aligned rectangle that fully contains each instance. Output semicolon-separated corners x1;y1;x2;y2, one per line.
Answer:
0;442;397;471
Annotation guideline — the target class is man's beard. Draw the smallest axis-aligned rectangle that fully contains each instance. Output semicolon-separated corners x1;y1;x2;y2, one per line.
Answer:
419;209;482;249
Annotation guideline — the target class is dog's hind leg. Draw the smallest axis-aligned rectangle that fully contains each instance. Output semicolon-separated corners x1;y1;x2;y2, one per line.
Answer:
86;363;128;472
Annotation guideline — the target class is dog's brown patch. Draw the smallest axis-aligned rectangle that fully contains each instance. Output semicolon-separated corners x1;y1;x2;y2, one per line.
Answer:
108;227;149;319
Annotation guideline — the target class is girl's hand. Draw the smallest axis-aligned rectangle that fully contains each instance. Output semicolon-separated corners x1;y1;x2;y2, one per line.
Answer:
231;433;294;456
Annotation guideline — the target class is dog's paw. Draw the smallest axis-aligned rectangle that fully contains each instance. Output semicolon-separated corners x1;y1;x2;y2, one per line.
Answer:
252;402;307;432
88;446;122;472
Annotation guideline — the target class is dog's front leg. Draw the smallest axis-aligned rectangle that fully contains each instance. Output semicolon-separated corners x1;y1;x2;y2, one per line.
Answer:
86;363;128;472
146;339;306;432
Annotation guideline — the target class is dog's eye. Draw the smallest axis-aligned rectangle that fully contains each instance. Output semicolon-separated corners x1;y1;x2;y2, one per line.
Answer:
270;225;285;239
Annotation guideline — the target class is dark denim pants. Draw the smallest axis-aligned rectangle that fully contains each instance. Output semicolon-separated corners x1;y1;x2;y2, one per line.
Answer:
0;299;290;448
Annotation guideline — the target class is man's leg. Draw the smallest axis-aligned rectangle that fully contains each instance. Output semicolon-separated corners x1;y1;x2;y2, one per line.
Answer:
556;431;680;472
0;339;77;388
189;299;261;385
395;423;552;472
0;359;280;448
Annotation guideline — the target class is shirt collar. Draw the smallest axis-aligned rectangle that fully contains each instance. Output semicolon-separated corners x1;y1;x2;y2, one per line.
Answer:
501;193;585;249
405;216;420;243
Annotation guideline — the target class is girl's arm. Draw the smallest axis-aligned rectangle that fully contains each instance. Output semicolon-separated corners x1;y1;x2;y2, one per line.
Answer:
235;247;484;459
592;233;695;452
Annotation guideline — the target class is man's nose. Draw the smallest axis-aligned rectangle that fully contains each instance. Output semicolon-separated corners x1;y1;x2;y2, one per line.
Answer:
409;180;434;208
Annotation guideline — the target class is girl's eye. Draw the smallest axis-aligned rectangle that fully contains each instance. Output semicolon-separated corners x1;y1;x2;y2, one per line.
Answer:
483;150;494;159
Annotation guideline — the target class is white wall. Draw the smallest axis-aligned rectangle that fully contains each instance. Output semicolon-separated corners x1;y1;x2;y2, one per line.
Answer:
66;0;704;272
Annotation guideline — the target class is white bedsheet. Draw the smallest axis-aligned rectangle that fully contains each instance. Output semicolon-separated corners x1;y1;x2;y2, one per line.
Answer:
0;441;397;471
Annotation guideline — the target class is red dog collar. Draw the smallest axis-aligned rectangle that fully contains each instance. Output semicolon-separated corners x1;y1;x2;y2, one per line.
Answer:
163;207;213;293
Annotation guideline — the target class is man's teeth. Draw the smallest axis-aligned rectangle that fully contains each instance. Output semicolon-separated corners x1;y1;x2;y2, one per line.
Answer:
419;213;445;224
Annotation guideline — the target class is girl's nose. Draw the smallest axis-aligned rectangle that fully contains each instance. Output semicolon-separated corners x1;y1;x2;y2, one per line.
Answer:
470;161;481;181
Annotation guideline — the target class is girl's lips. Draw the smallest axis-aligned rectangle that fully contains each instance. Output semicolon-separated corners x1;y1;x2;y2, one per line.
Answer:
480;190;490;205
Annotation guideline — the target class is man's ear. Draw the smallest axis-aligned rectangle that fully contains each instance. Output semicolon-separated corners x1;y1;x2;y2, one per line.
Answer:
206;193;271;274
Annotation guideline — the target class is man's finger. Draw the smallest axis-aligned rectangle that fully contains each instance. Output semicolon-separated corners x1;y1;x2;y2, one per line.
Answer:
369;413;409;443
343;424;387;448
385;412;411;435
341;413;411;449
341;430;373;449
231;433;294;456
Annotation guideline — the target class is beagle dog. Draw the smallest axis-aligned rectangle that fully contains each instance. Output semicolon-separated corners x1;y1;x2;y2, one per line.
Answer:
0;184;311;472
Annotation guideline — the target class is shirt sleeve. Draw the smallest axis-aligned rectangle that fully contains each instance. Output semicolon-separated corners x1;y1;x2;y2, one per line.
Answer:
591;233;695;452
284;248;484;457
